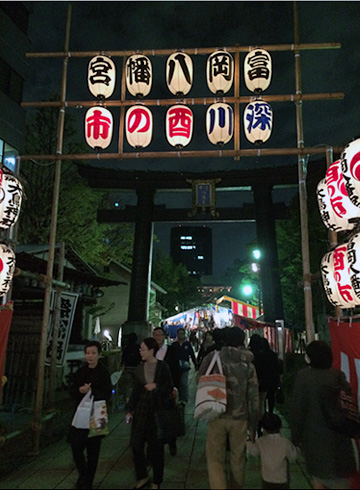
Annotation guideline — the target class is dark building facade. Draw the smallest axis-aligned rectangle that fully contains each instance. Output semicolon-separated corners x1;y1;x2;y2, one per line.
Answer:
170;225;212;276
0;2;31;173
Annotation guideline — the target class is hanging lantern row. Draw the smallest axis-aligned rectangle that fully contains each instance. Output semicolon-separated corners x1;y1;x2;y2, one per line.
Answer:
84;101;273;150
317;138;360;232
0;243;16;297
0;167;23;230
321;233;360;309
87;49;272;99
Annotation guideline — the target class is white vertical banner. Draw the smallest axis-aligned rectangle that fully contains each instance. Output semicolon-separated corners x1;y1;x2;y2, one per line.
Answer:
46;291;79;367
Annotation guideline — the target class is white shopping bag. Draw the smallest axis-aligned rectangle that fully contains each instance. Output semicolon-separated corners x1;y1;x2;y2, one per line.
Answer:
71;389;94;429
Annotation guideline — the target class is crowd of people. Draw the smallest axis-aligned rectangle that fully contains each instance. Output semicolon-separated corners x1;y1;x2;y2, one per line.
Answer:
67;329;359;490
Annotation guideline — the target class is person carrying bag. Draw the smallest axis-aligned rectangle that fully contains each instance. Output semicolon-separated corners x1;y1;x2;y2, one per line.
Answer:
67;341;112;490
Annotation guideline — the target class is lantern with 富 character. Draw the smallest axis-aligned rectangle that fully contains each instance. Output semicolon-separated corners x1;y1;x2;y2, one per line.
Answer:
206;103;234;146
166;52;193;96
126;105;153;149
206;50;234;95
87;55;116;99
0;243;16;297
244;48;272;93
165;104;193;149
85;106;113;150
243;101;273;144
126;55;152;98
0;168;23;230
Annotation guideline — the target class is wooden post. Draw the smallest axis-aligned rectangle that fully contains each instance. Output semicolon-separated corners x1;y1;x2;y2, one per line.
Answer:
31;4;72;456
293;1;315;343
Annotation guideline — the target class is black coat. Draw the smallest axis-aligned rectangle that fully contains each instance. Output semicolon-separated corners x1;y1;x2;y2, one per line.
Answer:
163;344;181;389
127;360;173;446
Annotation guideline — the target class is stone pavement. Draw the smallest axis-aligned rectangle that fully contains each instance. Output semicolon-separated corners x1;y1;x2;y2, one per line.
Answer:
0;369;312;489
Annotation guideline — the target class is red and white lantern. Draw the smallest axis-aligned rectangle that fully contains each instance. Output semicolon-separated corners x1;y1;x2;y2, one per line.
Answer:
340;137;360;208
325;160;360;228
85;106;113;150
0;169;23;229
125;106;153;149
317;178;345;231
0;243;16;297
126;55;152;98
243;101;273;144
87;55;116;99
165;105;193;148
206;50;234;95
166;52;193;96
321;251;343;307
346;232;360;303
244;48;272;93
206;103;234;146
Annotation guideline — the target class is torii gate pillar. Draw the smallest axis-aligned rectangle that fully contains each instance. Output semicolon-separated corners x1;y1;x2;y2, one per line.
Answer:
123;186;155;342
252;184;284;323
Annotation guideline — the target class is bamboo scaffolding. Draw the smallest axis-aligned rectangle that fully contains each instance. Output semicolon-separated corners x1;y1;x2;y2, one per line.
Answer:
25;42;341;59
21;92;344;108
19;145;344;162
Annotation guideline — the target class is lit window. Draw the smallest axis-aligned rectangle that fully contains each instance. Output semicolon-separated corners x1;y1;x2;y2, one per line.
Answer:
197;255;204;259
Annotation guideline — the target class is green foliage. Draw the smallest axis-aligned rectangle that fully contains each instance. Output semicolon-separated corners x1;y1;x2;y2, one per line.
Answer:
18;104;134;266
151;251;204;316
223;258;260;306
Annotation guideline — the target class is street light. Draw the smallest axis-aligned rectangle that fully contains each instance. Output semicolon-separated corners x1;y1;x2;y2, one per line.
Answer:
242;284;253;297
253;249;261;260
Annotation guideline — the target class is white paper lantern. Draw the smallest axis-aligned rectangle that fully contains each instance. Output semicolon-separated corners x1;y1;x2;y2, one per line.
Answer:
85;106;113;150
206;103;234;146
87;55;116;99
126;55;152;97
341;137;360;208
0;169;23;229
321;252;342;307
0;243;16;297
165;105;193;148
166;52;193;96
244;49;272;93
332;243;358;308
325;159;360;226
347;232;360;302
125;106;153;149
206;50;234;95
243;101;272;144
317;179;347;231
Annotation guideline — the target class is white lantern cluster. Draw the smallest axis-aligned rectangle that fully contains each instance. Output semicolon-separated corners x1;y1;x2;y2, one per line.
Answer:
318;138;360;309
0;168;23;229
0;243;16;297
85;48;275;150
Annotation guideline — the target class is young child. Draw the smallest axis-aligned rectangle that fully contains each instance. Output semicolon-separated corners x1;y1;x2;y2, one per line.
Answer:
246;412;297;489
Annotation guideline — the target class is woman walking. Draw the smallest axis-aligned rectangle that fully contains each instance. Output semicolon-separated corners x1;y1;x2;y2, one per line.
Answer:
68;341;112;490
291;340;356;489
126;337;173;489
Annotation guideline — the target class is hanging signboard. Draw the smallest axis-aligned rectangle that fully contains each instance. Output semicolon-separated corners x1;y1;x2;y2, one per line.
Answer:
46;291;79;367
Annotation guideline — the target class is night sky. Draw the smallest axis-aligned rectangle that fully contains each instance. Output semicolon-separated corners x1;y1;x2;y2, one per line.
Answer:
24;2;360;276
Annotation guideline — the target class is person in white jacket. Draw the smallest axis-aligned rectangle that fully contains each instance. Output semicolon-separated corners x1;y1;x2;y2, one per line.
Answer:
246;412;297;489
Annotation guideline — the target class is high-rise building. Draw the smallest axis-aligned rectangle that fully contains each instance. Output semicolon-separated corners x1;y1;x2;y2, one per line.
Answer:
170;225;212;276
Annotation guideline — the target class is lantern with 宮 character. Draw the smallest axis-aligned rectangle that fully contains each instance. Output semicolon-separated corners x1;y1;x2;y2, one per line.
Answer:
243;101;273;144
87;55;116;99
0;168;23;230
85;106;113;150
126;106;153;149
0;243;16;297
165;105;193;149
126;55;152;98
206;50;234;95
166;52;193;96
340;137;360;208
206;103;234;146
244;48;272;93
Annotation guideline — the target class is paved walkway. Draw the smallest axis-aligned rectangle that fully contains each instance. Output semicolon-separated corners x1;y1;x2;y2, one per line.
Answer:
0;369;312;489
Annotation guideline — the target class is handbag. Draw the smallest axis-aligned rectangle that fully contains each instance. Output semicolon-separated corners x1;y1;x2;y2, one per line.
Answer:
88;400;109;438
71;389;94;429
194;350;227;422
154;402;185;444
320;382;360;438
